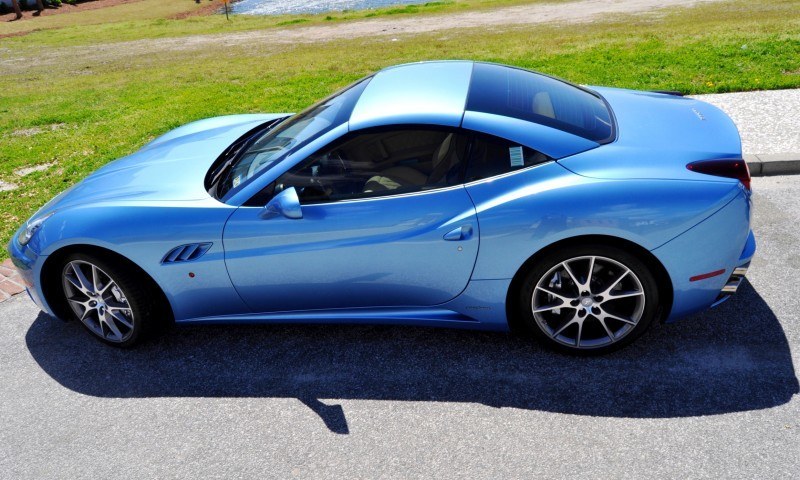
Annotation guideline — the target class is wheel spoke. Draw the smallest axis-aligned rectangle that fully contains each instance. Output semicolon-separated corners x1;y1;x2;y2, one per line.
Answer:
599;310;637;325
534;303;568;313
64;274;84;294
109;310;133;329
67;298;90;319
107;304;131;312
561;261;582;290
70;263;94;294
585;256;596;293
575;319;583;347
603;290;644;302
596;315;616;342
599;268;631;297
99;281;114;295
535;285;576;305
552;313;580;338
91;265;102;294
102;314;123;340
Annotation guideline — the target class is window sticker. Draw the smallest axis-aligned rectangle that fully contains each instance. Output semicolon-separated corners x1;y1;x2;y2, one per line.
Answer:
509;146;524;167
232;175;241;188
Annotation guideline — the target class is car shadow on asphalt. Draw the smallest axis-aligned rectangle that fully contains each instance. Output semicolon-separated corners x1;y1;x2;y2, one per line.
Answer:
25;280;799;434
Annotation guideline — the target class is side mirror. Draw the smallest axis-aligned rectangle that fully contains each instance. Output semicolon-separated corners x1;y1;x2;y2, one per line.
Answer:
261;187;303;220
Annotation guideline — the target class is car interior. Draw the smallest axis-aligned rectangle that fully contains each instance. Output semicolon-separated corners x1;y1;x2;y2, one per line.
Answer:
274;129;469;204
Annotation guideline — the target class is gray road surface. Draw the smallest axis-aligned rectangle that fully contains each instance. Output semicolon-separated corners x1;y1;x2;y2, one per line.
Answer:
1;176;799;479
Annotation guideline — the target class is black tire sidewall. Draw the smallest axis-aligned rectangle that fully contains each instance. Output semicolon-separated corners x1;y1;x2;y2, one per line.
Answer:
517;244;660;355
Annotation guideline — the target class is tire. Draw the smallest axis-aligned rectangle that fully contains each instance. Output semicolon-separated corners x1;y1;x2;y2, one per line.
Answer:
516;244;660;355
59;252;161;347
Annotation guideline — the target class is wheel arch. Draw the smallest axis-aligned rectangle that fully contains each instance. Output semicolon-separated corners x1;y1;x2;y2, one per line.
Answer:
40;244;175;325
505;234;673;333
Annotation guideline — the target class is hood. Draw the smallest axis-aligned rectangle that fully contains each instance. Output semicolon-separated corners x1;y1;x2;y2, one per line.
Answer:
43;114;288;211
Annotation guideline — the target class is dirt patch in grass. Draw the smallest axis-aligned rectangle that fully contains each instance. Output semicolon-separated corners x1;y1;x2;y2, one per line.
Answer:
0;0;165;38
0;0;145;22
170;1;221;20
10;124;65;137
15;162;56;177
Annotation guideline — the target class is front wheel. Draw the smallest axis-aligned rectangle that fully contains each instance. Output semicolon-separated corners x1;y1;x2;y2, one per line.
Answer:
60;253;159;347
517;244;660;355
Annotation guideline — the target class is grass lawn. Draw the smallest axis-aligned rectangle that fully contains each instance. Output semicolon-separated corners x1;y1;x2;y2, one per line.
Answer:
0;0;799;258
0;0;565;42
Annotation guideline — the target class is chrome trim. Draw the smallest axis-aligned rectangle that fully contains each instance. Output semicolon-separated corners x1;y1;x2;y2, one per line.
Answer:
732;266;749;276
721;279;743;293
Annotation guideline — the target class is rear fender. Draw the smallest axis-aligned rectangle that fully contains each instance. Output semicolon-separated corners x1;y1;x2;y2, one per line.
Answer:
466;162;741;280
652;190;752;321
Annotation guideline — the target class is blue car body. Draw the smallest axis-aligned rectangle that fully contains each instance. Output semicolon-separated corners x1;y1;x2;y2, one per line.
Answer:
9;61;754;334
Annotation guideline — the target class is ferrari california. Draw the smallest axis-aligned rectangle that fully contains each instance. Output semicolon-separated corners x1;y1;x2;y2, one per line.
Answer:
8;61;755;354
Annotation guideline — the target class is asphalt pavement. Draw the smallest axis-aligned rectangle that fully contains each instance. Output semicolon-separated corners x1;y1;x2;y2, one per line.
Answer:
1;176;799;479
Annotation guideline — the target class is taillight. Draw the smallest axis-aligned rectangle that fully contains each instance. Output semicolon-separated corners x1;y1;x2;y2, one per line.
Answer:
686;159;751;191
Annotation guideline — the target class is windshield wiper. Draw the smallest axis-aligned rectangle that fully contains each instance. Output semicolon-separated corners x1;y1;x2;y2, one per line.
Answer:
209;146;244;189
207;116;287;197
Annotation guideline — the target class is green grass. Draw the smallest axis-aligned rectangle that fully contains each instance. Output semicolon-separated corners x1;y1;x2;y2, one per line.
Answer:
0;0;799;259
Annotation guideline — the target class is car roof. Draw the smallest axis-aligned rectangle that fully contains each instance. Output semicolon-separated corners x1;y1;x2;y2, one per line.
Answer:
346;61;604;159
348;61;474;130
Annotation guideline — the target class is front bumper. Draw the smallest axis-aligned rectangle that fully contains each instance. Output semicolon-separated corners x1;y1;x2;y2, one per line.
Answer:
6;237;50;314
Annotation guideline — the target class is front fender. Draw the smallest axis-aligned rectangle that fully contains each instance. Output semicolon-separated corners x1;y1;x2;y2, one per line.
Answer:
32;201;249;321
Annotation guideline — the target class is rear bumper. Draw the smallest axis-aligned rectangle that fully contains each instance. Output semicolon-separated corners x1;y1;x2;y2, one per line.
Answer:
710;229;756;307
652;191;754;322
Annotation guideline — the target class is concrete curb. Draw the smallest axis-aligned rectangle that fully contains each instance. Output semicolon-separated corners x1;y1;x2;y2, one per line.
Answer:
745;154;800;177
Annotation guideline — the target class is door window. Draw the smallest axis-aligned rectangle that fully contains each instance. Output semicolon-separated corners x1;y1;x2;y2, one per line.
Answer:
267;128;469;205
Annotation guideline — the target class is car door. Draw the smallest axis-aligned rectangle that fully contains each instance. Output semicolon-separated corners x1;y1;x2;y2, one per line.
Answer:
222;127;479;313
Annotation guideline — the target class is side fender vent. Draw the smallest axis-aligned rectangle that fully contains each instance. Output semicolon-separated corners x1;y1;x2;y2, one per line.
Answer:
162;243;213;264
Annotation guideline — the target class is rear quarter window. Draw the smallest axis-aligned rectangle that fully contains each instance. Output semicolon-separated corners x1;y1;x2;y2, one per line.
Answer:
466;63;614;143
465;133;551;182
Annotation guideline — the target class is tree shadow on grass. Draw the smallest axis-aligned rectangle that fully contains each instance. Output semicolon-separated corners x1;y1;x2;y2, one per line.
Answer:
26;280;798;434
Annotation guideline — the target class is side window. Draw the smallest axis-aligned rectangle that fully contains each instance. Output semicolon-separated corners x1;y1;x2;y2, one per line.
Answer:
464;133;551;182
270;129;469;204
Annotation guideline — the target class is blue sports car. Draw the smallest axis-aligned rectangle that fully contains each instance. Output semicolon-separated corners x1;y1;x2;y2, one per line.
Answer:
8;61;755;354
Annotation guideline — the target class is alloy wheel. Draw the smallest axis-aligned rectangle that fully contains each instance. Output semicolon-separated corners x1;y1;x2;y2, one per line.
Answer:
62;260;136;343
531;255;646;349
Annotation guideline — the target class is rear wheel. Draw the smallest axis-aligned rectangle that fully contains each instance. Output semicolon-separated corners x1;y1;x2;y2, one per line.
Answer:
517;244;659;355
60;253;159;347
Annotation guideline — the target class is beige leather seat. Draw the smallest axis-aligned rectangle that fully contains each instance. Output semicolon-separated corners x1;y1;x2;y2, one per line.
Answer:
533;92;556;118
362;166;427;192
363;134;456;193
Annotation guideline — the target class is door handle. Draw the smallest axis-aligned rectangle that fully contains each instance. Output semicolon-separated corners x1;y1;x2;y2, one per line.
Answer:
443;225;473;241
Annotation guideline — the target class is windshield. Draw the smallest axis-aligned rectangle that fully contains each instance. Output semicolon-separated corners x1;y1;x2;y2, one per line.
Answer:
216;77;371;200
